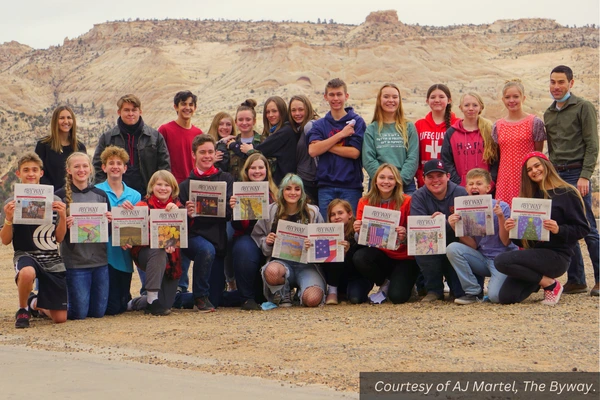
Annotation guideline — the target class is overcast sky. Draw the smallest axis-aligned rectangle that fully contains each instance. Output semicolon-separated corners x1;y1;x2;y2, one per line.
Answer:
2;0;599;49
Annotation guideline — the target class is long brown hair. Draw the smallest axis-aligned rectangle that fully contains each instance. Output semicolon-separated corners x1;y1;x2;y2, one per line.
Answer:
426;84;453;129
364;163;405;210
371;83;408;149
240;153;278;199
327;199;355;241
262;96;288;136
42;105;80;153
288;95;319;133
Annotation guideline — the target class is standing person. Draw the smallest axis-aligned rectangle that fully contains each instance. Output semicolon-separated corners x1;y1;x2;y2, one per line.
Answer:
207;112;236;173
55;152;112;320
289;95;320;204
307;78;366;217
35;105;87;191
158;91;203;184
492;79;546;205
95;146;141;315
544;65;599;296
179;135;234;312
229;153;278;310
363;83;419;194
92;94;171;197
127;170;183;315
1;153;68;328
415;84;459;188
226;99;265;181
495;152;590;305
410;159;469;302
352;164;419;304
442;93;498;189
240;96;296;185
446;168;517;304
252;174;325;307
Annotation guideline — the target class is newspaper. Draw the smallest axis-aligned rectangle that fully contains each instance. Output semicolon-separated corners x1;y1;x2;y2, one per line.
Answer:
111;206;149;247
272;220;308;264
150;209;188;249
357;205;400;250
454;194;494;237
509;197;552;242
69;203;109;243
13;183;54;225
189;180;227;218
232;181;269;221
407;214;447;256
307;223;345;263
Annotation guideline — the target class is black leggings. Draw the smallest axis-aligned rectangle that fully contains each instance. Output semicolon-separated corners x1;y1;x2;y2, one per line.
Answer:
495;249;570;304
353;247;420;304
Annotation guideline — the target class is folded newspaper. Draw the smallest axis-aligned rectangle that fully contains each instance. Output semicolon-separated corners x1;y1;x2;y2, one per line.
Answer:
357;205;400;250
150;208;188;249
407;214;446;255
307;222;344;263
111;206;149;246
232;181;269;221
69;203;109;243
272;220;308;264
13;183;54;225
454;194;494;237
509;197;552;241
189;180;227;218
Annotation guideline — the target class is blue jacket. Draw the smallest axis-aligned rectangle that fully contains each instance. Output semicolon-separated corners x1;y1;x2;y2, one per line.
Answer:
305;107;365;189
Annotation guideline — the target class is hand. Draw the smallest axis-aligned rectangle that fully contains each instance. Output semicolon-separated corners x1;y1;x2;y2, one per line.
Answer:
431;211;444;219
121;244;132;250
229;195;237;209
164;246;176;254
4;200;16;221
504;218;516;231
577;178;589;196
121;200;135;210
165;202;178;212
186;201;195;217
105;211;113;223
66;215;74;229
337;124;355;140
353;219;362;233
493;203;503;218
240;143;253;154
340;240;350;253
215;150;224;162
447;213;460;230
265;232;276;246
395;226;407;243
51;201;66;218
226;138;236;149
304;238;312;250
543;219;560;234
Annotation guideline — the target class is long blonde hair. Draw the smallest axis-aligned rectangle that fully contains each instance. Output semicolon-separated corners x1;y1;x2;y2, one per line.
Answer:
207;112;236;141
459;92;497;164
240;153;278;199
372;83;408;149
365;163;405;210
64;152;93;214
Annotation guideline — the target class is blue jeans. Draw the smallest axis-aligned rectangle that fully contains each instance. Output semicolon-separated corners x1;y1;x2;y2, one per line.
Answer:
318;186;363;220
184;235;216;299
261;259;326;306
232;234;263;303
415;254;465;298
66;265;109;320
105;265;132;315
177;253;191;292
446;242;508;303
403;180;417;195
557;168;599;285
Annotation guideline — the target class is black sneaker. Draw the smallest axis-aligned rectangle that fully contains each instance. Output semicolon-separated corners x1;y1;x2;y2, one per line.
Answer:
241;299;260;311
27;292;41;318
194;296;215;313
15;308;31;329
145;300;171;316
454;294;483;305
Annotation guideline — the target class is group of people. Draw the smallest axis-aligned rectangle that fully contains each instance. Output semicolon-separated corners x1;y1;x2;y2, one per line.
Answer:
2;64;597;329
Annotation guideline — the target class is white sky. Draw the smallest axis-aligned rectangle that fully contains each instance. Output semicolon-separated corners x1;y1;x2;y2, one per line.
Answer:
2;0;599;49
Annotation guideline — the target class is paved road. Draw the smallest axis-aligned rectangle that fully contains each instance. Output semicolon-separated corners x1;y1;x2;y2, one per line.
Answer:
0;345;356;400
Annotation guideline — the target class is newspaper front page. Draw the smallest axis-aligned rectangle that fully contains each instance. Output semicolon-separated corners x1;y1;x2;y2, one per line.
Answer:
272;220;308;264
307;222;345;263
408;214;447;256
509;197;552;241
111;206;149;246
357;205;400;250
150;209;188;249
189;181;227;218
13;183;54;225
69;203;109;243
454;194;494;237
232;181;269;221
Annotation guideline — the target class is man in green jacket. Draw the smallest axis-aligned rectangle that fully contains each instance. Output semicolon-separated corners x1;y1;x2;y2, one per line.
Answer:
544;65;599;296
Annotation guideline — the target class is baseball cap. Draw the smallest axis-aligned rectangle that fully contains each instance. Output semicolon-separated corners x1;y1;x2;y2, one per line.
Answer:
423;159;447;176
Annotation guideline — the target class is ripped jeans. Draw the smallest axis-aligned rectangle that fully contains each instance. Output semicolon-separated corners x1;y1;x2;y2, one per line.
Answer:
261;259;326;306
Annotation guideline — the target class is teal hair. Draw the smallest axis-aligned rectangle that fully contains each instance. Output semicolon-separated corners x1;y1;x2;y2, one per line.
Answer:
275;173;312;223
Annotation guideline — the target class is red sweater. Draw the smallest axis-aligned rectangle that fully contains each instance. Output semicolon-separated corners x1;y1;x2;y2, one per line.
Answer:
158;121;203;184
356;196;413;260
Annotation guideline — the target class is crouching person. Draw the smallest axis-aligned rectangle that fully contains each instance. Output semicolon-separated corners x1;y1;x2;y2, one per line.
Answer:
252;174;325;307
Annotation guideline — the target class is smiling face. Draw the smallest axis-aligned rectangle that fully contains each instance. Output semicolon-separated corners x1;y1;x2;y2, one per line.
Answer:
424;171;449;199
324;87;348;112
427;89;450;113
264;101;280;127
247;159;267;182
16;161;43;184
376;167;397;199
502;86;524;113
550;72;574;102
57;109;74;135
380;86;400;116
192;142;216;172
217;117;233;138
283;183;302;205
236;110;255;135
117;102;142;126
289;99;306;125
526;157;546;184
465;176;491;195
459;95;481;121
101;156;127;181
174;97;196;121
329;204;352;224
67;155;91;186
152;178;173;203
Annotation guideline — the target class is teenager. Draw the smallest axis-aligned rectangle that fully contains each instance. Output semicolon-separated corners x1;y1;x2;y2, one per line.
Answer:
226;99;265;181
442;92;498;189
127;170;183;315
158;91;203;184
240;96;296;185
55;152;112;320
544;65;599;296
363;83;418;194
352;164;418;304
252;174;325;307
229;153;278;310
415;84;459;188
495;152;589;305
492;79;546;205
207;112;236;173
307;78;366;217
1;153;68;328
95;146;141;315
93;94;171;197
289;94;320;204
446;168;517;304
179;135;234;312
35;105;87;191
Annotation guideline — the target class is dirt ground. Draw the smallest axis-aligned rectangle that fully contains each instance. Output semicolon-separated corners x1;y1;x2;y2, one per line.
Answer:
0;244;598;394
